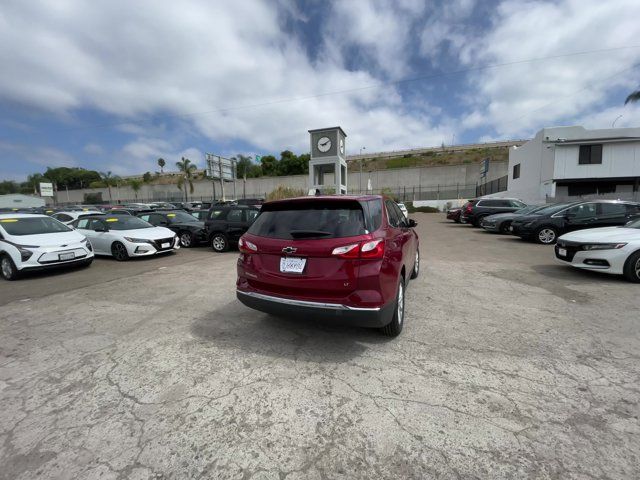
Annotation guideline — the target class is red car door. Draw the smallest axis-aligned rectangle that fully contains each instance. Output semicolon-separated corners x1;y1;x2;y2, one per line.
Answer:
383;200;415;295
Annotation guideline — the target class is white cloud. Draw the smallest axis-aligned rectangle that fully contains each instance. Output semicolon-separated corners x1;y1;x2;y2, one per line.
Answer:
83;143;105;155
0;141;77;168
459;0;640;137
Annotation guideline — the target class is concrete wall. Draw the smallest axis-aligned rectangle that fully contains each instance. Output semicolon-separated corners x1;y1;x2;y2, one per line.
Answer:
54;161;508;204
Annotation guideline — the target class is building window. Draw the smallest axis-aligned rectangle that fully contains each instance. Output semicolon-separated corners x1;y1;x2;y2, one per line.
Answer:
578;144;603;165
513;163;520;179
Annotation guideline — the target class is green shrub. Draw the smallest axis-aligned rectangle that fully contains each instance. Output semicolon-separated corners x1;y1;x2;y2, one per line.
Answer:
406;202;438;213
267;185;305;201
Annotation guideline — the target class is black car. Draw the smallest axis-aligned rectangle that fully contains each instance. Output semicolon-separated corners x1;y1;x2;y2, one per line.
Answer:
461;198;527;226
510;200;640;244
137;210;207;247
107;207;153;216
188;209;209;221
480;204;546;233
204;205;260;252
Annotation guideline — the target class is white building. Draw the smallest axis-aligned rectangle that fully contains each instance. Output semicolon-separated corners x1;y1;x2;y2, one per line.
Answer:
0;194;46;209
507;126;640;204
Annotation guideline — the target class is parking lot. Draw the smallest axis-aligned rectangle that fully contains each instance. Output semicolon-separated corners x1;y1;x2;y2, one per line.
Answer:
1;213;638;479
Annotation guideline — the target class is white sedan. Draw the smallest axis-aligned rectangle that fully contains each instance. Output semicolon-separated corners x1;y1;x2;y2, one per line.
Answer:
0;214;94;280
555;218;640;282
72;215;179;261
51;210;104;225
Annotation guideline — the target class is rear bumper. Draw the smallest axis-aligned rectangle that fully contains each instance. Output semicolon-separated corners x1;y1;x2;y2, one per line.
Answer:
236;290;395;328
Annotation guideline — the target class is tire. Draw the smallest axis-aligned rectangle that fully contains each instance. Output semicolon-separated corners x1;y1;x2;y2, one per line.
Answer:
535;226;558;245
211;233;229;252
380;276;405;337
0;254;19;281
622;250;640;283
179;231;195;248
410;249;420;279
499;221;512;234
471;216;484;228
111;242;129;261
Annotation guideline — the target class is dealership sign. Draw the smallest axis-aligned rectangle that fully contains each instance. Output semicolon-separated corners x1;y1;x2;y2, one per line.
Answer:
39;182;54;197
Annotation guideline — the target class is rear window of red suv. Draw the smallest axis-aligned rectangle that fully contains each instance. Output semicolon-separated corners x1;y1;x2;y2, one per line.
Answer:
248;200;368;239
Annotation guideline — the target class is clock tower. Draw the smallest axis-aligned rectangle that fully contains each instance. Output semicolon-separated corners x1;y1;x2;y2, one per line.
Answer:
308;126;347;195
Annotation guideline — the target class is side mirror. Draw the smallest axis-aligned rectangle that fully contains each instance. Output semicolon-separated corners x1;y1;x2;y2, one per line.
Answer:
407;219;418;228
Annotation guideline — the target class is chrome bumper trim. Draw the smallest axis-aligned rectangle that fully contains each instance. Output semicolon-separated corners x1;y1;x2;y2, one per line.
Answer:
237;290;381;312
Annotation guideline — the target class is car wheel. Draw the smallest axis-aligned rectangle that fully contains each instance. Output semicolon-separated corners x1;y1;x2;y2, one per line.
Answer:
535;226;558;244
179;231;195;248
111;242;130;261
211;233;229;252
380;276;405;337
0;254;18;281
622;250;640;283
499;221;512;234
410;249;420;279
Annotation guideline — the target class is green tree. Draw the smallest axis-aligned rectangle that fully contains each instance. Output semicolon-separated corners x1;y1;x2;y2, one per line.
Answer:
157;158;166;173
99;171;120;202
142;171;152;183
129;179;142;200
259;155;278;176
0;180;19;195
234;154;253;179
176;157;197;202
277;150;308;175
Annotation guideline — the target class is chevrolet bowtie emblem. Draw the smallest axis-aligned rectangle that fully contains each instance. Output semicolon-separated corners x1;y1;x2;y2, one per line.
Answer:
282;246;297;254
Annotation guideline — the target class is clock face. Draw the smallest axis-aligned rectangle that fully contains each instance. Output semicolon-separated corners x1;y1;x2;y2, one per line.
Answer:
317;136;332;153
339;138;344;155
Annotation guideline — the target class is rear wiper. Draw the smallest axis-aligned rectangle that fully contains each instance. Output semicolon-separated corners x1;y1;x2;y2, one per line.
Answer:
289;230;332;238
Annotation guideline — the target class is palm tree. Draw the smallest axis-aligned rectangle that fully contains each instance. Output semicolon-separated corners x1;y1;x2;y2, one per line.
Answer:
99;171;119;202
129;179;142;200
625;89;640;105
176;157;197;202
157;157;166;173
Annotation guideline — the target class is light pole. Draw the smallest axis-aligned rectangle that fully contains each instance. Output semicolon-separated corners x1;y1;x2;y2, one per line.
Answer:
359;147;366;193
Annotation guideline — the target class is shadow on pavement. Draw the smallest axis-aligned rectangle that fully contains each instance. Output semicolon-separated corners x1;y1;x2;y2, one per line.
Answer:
191;299;394;364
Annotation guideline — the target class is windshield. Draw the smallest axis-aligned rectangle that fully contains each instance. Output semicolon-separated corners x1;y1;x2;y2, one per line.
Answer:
626;218;640;229
528;203;572;216
104;216;153;230
0;217;72;235
166;211;200;223
249;201;366;239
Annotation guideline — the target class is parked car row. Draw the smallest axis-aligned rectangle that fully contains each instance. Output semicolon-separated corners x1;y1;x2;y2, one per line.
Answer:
448;198;640;282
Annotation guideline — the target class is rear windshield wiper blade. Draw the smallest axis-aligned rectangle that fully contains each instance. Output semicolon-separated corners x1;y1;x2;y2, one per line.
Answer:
289;230;333;238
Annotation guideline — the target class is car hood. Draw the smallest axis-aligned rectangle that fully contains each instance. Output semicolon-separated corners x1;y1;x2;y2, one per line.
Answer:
559;227;640;243
115;227;176;239
511;214;542;224
6;230;86;247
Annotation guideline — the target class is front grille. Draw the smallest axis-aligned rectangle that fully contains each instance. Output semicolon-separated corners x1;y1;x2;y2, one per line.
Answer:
153;237;175;250
555;240;582;262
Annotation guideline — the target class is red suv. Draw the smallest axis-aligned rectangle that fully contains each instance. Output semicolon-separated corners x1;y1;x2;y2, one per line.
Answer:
236;196;420;336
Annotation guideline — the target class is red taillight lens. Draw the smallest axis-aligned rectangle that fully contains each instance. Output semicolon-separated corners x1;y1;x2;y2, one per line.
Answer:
238;237;257;253
360;239;385;259
465;204;473;213
331;239;385;259
331;243;360;259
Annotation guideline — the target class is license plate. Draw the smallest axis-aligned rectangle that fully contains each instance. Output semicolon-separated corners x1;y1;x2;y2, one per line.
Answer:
161;242;170;249
558;248;567;257
59;252;75;261
280;257;306;273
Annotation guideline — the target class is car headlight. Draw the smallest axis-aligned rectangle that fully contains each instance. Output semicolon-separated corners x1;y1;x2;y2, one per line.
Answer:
581;243;627;251
17;245;36;261
81;238;93;252
123;237;153;244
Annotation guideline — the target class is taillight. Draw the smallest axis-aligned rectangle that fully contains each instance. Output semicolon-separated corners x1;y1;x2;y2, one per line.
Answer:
331;239;385;259
465;204;473;213
360;239;384;258
238;237;257;253
331;243;360;259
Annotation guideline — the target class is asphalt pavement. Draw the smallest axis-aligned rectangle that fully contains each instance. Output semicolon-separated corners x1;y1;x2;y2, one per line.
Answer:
1;214;638;479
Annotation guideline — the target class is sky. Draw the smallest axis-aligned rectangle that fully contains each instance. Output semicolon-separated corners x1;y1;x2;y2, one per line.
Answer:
1;0;640;181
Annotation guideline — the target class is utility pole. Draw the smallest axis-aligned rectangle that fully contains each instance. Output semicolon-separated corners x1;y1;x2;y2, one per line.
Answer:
359;147;366;193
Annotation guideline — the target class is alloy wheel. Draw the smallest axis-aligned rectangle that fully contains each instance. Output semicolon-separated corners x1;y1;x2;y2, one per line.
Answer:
1;257;13;279
538;228;556;244
212;236;226;251
113;243;128;260
414;251;419;275
635;258;640;280
180;233;192;247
